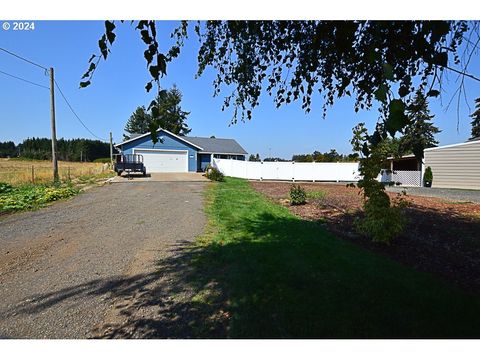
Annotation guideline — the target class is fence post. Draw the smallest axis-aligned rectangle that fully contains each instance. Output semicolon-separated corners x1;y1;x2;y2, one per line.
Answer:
68;166;71;181
292;161;295;182
31;165;35;184
260;161;263;181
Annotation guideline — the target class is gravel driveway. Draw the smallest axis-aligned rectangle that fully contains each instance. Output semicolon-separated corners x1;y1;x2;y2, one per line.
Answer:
385;186;480;203
0;181;206;338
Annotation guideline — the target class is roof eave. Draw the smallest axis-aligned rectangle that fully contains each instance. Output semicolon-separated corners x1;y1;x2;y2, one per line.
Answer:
114;129;203;150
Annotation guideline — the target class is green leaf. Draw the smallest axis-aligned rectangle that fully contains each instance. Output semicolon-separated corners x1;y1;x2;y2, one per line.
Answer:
361;143;370;157
136;20;148;30
140;30;152;45
151;105;160;119
149;21;156;39
433;52;448;67
386;100;408;136
158;54;167;75
374;84;388;102
149;123;158;144
144;49;153;64
88;54;96;63
145;82;153;92
382;63;394;81
149;65;159;80
106;31;116;45
389;99;405;114
398;85;409;98
98;35;108;59
79;81;91;88
147;99;157;110
105;20;115;33
426;89;440;97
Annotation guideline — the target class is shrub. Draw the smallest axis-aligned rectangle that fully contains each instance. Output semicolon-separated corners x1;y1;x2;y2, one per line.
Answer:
0;184;79;213
0;182;13;194
290;184;307;205
424;166;433;183
355;191;407;243
307;190;326;201
205;166;225;182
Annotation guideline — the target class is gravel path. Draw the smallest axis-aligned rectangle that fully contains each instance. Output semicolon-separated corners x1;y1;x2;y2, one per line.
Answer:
0;181;206;338
385;186;480;203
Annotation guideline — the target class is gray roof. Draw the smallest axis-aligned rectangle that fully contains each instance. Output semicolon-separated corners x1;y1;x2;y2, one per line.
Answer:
181;136;248;154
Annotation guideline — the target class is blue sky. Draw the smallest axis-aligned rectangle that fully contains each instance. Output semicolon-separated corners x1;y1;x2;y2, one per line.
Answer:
1;20;479;159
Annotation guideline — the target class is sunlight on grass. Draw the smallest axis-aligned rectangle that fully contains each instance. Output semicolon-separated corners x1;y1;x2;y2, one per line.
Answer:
194;177;480;338
0;158;112;185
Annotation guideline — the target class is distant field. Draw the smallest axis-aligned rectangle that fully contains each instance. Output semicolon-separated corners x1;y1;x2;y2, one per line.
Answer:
0;158;112;185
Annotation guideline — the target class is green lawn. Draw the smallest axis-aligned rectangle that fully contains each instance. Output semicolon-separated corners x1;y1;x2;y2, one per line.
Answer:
189;177;480;338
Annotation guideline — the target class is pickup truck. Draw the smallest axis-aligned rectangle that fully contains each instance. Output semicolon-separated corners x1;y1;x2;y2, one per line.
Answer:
114;154;147;176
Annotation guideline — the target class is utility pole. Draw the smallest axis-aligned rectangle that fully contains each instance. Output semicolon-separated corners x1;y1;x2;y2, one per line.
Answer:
49;67;59;183
109;131;113;169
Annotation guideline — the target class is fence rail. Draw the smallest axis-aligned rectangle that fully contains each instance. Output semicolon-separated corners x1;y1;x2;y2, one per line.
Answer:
212;158;362;182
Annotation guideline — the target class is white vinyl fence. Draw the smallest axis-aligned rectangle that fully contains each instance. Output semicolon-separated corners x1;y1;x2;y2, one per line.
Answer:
379;170;422;187
212;158;362;182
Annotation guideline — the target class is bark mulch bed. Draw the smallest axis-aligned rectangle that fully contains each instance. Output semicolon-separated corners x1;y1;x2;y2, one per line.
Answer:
250;181;480;293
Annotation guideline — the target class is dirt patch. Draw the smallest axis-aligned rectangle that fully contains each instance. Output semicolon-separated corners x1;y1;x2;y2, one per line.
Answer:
251;181;480;293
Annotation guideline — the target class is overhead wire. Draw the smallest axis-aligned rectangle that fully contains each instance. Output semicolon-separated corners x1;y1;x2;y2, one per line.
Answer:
0;47;48;71
0;69;49;89
1;46;108;142
54;79;108;142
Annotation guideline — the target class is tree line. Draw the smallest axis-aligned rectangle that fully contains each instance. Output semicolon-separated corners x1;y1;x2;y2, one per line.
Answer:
248;150;359;163
0;138;110;162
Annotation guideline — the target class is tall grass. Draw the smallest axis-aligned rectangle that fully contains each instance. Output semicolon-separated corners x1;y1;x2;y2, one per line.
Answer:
0;158;111;185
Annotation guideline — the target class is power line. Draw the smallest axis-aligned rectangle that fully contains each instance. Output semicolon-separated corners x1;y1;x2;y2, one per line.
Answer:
0;47;48;71
0;69;49;89
54;79;108;142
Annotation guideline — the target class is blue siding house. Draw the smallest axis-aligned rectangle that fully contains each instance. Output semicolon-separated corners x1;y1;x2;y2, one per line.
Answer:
115;129;247;173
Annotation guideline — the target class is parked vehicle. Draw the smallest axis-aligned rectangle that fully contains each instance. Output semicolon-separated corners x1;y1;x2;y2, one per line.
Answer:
114;154;146;176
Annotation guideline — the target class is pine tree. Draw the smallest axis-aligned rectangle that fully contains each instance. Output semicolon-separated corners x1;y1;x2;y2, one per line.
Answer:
401;90;441;160
123;106;152;140
470;97;480;140
153;84;191;136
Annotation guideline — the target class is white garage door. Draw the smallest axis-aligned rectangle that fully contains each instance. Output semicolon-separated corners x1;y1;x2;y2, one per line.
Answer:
134;149;188;173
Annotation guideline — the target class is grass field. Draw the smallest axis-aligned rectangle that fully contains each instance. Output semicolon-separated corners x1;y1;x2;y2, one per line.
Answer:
0;158;111;185
186;177;480;337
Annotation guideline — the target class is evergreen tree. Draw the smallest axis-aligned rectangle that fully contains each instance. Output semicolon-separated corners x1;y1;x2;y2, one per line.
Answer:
401;90;440;160
470;97;480;140
248;153;261;162
124;85;191;139
153;85;191;136
123;106;152;140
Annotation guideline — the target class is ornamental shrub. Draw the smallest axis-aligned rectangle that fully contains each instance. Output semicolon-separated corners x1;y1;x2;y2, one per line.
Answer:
424;166;433;183
290;184;307;205
205;166;225;182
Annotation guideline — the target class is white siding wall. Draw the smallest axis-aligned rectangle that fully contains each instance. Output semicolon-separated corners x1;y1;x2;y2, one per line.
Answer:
424;140;480;190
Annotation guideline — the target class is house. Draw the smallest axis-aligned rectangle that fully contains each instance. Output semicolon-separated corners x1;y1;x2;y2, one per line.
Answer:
115;129;247;173
424;138;480;190
383;154;423;187
382;138;480;189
